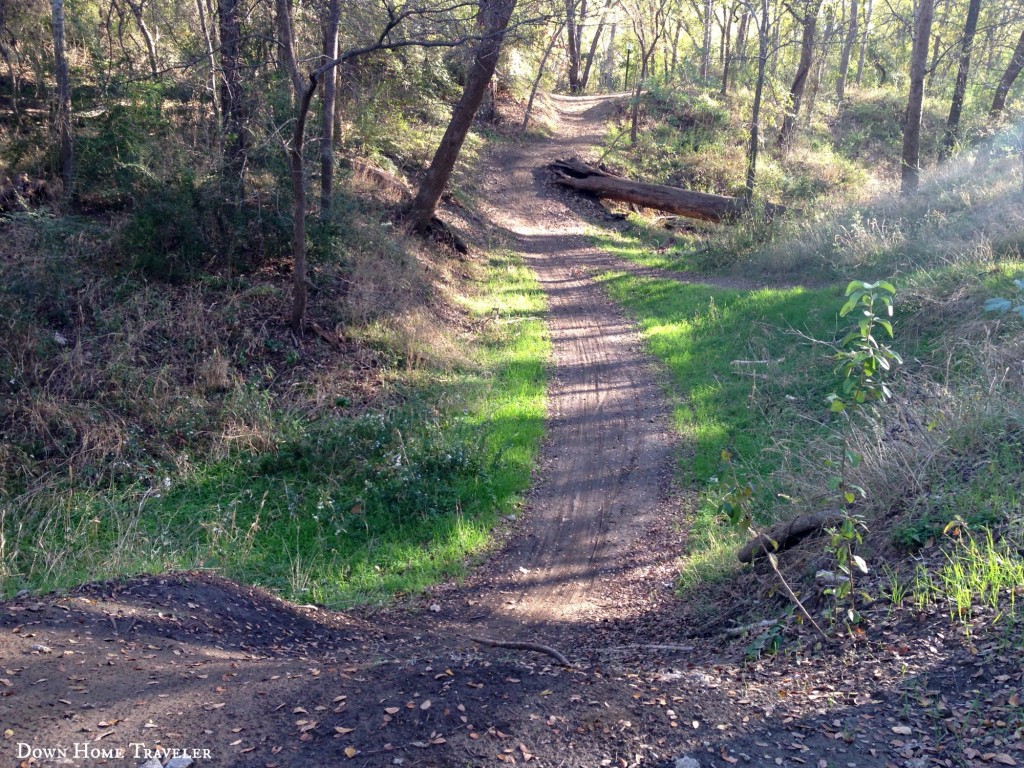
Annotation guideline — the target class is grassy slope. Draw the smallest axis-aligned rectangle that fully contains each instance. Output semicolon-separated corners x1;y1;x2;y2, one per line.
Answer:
2;249;548;606
590;86;1024;612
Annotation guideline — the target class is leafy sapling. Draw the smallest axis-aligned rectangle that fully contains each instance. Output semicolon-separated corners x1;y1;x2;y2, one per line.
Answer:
824;280;902;628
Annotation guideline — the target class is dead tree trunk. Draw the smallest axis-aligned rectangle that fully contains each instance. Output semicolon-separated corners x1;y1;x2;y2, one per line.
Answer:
50;0;74;199
738;511;844;563
407;0;518;232
939;0;980;160
549;158;787;221
900;0;935;195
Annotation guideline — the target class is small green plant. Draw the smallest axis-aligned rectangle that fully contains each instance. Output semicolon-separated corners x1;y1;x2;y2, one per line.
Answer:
821;280;902;628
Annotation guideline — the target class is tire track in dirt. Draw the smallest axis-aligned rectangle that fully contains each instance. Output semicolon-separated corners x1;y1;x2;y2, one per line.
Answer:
467;95;682;637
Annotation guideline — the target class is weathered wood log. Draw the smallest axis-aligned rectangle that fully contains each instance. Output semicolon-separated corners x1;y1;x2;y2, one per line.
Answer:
549;157;787;223
737;510;844;564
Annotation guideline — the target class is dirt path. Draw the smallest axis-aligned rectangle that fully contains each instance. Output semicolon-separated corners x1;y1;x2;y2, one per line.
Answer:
459;94;681;637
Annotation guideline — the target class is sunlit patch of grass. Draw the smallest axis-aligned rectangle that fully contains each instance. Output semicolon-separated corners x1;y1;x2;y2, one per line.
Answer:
912;529;1024;628
2;250;548;607
595;271;842;586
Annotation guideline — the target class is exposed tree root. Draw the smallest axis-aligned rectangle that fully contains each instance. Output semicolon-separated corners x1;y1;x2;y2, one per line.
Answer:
468;635;573;668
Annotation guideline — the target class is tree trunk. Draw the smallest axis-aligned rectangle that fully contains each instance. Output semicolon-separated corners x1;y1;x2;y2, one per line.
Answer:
700;0;713;80
732;11;749;91
275;0;306;99
745;0;769;199
601;22;617;89
549;157;787;221
50;0;74;200
778;0;822;149
990;28;1024;119
289;78;318;332
194;0;220;128
900;0;935;195
836;0;858;100
737;510;844;563
525;21;565;130
939;0;980;160
123;0;159;77
319;0;340;218
720;5;734;96
218;0;247;189
855;0;872;85
407;0;518;232
670;19;682;75
580;0;613;92
629;53;650;145
565;0;582;93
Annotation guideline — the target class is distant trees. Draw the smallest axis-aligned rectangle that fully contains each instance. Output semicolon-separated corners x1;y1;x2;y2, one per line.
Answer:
12;0;1024;329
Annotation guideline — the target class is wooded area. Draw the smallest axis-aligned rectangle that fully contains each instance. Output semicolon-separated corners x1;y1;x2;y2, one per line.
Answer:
2;0;1022;327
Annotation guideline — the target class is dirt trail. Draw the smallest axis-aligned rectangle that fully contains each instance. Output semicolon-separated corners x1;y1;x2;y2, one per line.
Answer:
464;93;680;634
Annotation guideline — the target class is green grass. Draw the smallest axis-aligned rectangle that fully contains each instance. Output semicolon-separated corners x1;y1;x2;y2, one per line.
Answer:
2;251;548;607
595;270;844;584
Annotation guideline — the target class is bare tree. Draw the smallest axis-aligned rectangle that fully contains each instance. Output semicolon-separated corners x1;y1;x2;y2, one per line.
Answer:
939;0;981;160
900;0;935;195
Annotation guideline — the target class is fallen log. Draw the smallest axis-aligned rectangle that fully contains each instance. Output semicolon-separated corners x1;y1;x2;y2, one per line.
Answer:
549;157;787;223
737;510;845;564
